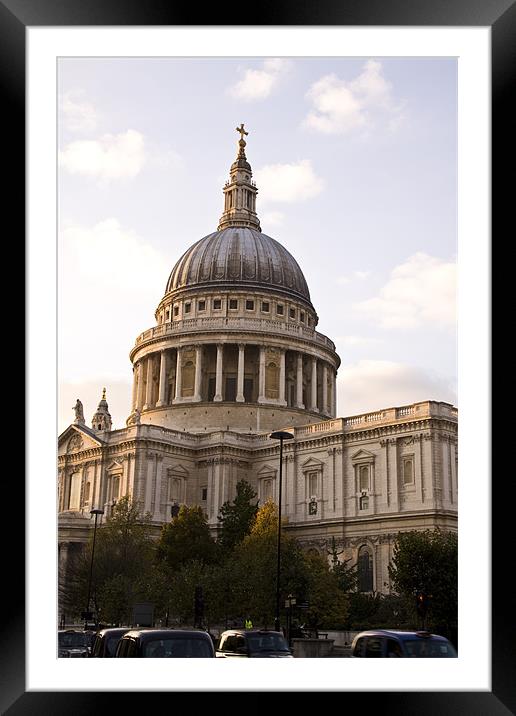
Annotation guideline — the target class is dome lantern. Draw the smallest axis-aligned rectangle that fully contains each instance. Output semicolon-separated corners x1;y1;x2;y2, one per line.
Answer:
218;124;261;232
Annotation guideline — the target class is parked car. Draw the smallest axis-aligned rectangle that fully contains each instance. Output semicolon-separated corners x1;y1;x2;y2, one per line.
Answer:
216;629;293;658
351;629;457;658
58;629;95;658
114;629;215;658
91;627;131;657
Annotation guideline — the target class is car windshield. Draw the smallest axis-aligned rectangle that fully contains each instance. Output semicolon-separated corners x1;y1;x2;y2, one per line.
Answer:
58;632;90;648
106;634;123;656
143;637;213;658
403;639;457;657
247;634;290;652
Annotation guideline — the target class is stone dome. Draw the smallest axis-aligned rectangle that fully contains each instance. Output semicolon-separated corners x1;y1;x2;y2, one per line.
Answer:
165;227;312;304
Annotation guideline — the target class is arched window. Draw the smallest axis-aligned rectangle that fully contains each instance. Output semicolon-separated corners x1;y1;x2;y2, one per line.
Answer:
357;545;373;592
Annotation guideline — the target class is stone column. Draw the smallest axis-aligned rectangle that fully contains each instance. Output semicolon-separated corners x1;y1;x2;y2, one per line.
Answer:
279;349;286;405
143;355;154;410
131;364;138;410
311;357;318;412
236;343;245;402
332;369;337;417
296;353;304;409
153;456;163;521
137;361;145;410
258;346;266;403
322;362;328;415
156;350;168;407
214;344;224;402
194;345;203;401
173;348;183;403
144;455;154;515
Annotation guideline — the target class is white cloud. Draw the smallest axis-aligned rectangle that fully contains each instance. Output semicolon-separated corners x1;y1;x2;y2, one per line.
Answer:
261;211;285;227
58;129;146;181
355;252;456;329
59;219;170;385
59;90;98;132
228;58;292;101
337;359;457;416
255;160;324;203
303;59;405;135
337;270;371;285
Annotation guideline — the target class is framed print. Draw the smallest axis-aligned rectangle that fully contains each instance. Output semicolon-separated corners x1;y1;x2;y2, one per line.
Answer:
7;0;508;711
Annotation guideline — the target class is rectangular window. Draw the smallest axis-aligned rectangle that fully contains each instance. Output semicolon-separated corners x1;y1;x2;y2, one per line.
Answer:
261;301;270;313
165;309;170;321
201;487;208;501
173;305;179;317
245;299;254;311
403;457;414;485
359;465;370;491
169;477;181;501
213;299;222;310
289;307;296;319
198;300;206;312
308;471;318;498
184;302;191;314
262;479;273;501
300;311;305;322
112;476;120;500
229;298;238;310
68;473;81;510
276;304;284;315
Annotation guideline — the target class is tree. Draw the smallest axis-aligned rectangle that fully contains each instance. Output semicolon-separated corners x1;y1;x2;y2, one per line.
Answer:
389;529;457;642
227;500;309;628
60;496;156;624
156;504;219;571
217;479;259;552
327;537;358;594
302;551;349;633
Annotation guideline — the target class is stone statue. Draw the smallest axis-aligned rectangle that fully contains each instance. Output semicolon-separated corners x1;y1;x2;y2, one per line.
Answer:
73;399;84;423
127;407;141;426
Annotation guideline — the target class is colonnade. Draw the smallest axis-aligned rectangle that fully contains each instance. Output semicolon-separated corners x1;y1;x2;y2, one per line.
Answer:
132;342;337;416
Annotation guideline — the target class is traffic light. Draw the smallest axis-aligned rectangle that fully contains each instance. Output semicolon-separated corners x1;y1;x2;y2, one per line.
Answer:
416;592;430;618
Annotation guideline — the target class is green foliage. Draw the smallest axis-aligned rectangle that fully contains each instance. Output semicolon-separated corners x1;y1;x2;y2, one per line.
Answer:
302;552;349;631
156;504;219;571
217;479;258;552
60;496;157;624
388;529;458;640
326;537;358;594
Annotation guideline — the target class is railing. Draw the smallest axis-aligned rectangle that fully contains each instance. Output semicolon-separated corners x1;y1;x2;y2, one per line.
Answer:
134;316;335;351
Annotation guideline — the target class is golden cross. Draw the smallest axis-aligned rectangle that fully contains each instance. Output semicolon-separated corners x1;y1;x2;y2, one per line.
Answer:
236;123;248;140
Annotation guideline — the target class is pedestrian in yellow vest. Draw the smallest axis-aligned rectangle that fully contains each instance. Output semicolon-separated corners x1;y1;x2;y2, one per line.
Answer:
245;617;253;629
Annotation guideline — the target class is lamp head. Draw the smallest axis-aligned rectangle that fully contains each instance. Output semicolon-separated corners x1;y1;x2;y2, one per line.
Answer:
269;431;294;441
90;508;105;516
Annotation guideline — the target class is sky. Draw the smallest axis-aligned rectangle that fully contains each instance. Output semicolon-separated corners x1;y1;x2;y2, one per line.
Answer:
57;56;457;435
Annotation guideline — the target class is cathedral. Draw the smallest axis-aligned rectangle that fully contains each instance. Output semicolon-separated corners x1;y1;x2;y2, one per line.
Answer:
58;126;458;596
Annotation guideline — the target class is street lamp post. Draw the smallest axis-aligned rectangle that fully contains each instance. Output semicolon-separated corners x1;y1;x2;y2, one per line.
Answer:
85;508;104;630
269;430;294;633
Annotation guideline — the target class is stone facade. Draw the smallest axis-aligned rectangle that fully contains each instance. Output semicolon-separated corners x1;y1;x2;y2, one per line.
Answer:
58;127;458;596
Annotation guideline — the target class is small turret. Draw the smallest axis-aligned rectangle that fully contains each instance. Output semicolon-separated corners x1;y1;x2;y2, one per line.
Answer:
91;387;112;432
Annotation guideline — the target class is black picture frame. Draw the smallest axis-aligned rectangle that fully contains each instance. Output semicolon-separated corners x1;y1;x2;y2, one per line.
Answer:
8;0;507;711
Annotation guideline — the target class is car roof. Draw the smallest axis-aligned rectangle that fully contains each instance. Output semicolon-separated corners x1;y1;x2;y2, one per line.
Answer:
220;629;284;636
97;627;130;636
353;629;448;641
121;629;211;639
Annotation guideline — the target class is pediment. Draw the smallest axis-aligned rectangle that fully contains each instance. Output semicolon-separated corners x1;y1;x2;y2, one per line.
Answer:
106;459;124;472
257;464;277;476
351;449;376;462
58;424;104;457
167;463;189;476
301;457;324;469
